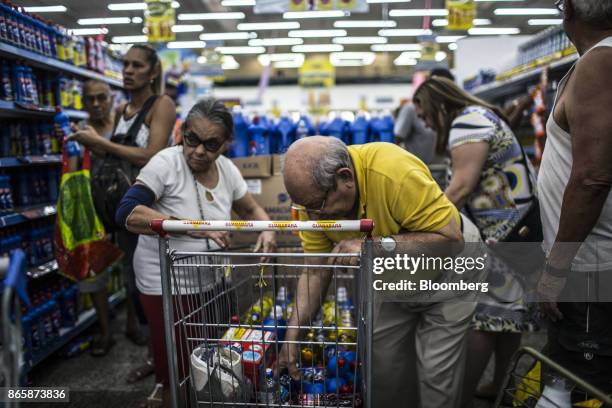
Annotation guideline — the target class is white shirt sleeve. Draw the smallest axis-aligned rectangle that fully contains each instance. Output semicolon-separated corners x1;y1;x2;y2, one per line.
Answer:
449;109;496;149
136;150;172;200
227;159;248;201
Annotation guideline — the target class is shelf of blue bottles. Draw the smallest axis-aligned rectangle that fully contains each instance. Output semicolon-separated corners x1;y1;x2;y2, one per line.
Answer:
21;289;126;376
0;41;123;88
0;99;88;120
0;204;57;228
0;154;62;168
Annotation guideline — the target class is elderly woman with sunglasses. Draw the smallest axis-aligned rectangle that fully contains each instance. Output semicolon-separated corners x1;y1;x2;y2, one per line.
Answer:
115;98;276;407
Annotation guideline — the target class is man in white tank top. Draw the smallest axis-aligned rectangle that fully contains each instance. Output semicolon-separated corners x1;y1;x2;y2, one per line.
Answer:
537;0;612;393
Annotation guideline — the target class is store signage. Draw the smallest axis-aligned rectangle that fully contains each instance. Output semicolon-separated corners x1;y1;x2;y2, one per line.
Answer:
145;0;176;43
446;0;476;31
255;0;368;13
299;56;335;88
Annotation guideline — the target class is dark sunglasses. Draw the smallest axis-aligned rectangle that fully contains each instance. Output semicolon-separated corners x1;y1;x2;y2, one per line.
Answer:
183;131;226;152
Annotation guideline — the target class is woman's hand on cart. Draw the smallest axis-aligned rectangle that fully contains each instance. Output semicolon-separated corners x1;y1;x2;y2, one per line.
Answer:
253;231;277;261
276;342;301;380
186;230;231;248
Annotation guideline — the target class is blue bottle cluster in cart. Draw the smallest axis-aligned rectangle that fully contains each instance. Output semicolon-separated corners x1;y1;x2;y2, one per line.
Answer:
229;108;394;158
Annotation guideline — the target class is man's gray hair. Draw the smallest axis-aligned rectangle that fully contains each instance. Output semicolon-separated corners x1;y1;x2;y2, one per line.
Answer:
311;137;352;191
573;0;612;27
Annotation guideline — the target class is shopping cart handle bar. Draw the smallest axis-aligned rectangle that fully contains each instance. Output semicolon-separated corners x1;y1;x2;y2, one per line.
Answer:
150;219;374;235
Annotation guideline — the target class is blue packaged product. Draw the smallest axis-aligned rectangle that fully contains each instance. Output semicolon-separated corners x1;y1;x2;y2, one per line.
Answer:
55;107;80;157
295;119;309;140
49;299;61;336
325;117;347;143
1;61;13;101
0;5;7;41
21;314;32;360
325;377;347;394
41;302;54;342
63;286;78;326
351;113;370;145
275;115;295;153
248;116;268;156
230;106;249;158
30;309;41;352
262;305;287;341
48;168;59;202
380;113;394;143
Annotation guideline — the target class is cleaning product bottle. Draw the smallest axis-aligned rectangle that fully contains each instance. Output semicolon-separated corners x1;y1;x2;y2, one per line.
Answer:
326;115;346;142
276;114;295;153
351;112;370;145
262;305;287;341
54;106;79;170
380;111;395;143
230;105;249;158
248;116;268;156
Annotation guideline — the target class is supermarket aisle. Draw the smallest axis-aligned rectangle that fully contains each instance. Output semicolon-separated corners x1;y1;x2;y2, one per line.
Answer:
28;303;153;408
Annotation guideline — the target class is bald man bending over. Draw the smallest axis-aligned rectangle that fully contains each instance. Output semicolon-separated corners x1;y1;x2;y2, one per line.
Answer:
278;137;481;407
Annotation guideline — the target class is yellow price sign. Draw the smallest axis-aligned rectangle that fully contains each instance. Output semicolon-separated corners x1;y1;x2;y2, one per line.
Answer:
446;0;476;31
145;0;176;43
289;0;308;12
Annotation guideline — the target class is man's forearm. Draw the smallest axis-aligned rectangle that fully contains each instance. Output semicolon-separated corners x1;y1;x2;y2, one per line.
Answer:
549;177;611;267
285;257;332;340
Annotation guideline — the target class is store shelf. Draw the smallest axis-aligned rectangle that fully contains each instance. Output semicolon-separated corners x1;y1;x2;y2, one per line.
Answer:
0;42;123;88
0;155;62;168
0;204;57;228
472;54;578;101
23;289;126;373
0;100;88;120
27;259;58;280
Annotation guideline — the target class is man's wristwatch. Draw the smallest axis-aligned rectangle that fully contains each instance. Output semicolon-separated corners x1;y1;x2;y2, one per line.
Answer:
544;262;570;278
380;236;397;252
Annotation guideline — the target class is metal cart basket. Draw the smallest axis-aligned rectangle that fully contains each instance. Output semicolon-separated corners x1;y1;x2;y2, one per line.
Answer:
151;219;375;408
494;346;612;408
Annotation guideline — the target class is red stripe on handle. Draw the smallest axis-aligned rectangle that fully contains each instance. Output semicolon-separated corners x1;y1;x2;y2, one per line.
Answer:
150;219;166;237
360;219;374;233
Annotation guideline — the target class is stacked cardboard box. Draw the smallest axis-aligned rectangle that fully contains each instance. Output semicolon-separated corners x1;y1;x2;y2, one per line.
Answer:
231;154;302;248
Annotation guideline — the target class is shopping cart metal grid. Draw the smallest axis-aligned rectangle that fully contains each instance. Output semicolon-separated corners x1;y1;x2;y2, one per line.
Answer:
152;219;374;408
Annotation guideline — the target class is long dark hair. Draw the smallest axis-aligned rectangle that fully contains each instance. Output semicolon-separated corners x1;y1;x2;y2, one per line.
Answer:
129;44;163;95
413;77;508;154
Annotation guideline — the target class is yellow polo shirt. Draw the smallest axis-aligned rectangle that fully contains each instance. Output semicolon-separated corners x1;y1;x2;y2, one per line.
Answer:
298;142;460;253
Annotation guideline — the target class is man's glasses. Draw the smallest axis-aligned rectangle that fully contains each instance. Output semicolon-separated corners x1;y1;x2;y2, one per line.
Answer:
290;190;329;216
183;131;226;152
83;94;111;104
554;0;564;12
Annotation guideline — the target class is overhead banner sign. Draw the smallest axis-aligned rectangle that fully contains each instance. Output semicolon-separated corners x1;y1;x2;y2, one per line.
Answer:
415;36;443;71
446;0;476;31
145;0;175;43
256;0;368;13
299;56;335;88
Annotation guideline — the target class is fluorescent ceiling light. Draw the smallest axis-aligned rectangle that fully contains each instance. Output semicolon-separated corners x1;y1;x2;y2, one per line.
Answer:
494;8;558;15
112;35;148;43
78;17;132;25
258;53;305;66
237;22;299;30
448;43;458;51
178;12;245;20
222;56;240;70
329;51;375;67
201;32;256;41
274;60;304;69
333;36;387;45
23;5;66;12
436;35;466;43
222;0;255;6
468;27;520;35
394;55;417;66
292;44;344;53
289;29;347;38
389;9;448;17
334;20;397;28
108;1;179;10
69;28;109;36
396;51;421;59
435;51;447;61
167;41;207;49
432;18;490;26
109;44;131;52
216;46;266;54
283;10;348;19
132;16;143;23
249;38;303;46
378;29;432;36
171;24;204;32
371;43;421;51
367;0;411;2
528;19;563;25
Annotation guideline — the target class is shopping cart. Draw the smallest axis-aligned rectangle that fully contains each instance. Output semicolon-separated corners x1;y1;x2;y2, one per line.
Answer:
1;249;30;407
151;219;375;408
494;346;612;407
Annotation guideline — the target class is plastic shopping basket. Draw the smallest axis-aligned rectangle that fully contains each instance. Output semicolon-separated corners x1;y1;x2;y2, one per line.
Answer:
151;219;375;408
